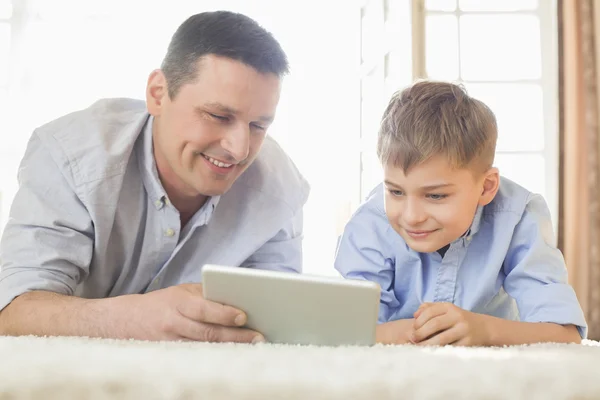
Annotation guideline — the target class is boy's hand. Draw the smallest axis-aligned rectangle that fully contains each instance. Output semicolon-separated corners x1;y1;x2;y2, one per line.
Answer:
410;302;490;346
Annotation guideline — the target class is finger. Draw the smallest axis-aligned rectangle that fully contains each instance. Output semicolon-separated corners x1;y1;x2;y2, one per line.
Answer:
413;303;434;319
417;325;464;347
411;313;456;343
177;293;247;327
181;283;204;295
177;318;265;343
413;304;448;330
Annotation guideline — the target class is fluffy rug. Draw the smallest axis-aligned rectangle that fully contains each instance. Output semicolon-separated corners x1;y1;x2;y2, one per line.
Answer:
0;335;598;399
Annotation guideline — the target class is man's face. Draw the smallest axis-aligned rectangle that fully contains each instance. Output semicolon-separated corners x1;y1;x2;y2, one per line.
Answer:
383;155;498;253
146;55;281;199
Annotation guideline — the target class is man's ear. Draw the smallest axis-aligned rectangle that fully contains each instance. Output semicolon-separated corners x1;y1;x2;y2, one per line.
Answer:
146;69;168;116
478;167;500;206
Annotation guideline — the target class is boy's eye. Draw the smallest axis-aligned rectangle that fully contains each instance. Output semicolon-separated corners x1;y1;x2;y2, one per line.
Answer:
388;189;404;197
427;193;448;200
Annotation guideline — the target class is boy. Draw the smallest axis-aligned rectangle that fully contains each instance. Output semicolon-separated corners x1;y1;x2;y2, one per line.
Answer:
334;81;586;346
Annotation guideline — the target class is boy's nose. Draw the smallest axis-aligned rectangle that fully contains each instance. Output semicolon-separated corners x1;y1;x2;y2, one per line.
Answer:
401;199;428;226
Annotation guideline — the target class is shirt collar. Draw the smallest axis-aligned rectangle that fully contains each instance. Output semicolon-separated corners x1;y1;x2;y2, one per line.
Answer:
463;205;484;239
136;115;221;223
137;115;167;209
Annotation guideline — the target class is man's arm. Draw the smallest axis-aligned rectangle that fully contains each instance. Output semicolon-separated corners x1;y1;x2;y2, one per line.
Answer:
241;209;305;273
0;286;263;343
0;133;261;343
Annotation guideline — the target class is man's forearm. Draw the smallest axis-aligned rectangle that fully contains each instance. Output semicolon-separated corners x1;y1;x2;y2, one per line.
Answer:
376;318;415;344
485;315;581;346
0;291;133;339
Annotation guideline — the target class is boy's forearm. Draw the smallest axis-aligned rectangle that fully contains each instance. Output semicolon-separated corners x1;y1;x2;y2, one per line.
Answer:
484;315;581;346
376;319;415;344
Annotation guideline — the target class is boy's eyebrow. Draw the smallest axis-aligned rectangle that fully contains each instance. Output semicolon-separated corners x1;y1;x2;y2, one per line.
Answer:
420;183;454;190
384;180;402;189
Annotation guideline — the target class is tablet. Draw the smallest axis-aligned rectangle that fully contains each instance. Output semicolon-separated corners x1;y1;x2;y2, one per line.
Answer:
201;264;380;346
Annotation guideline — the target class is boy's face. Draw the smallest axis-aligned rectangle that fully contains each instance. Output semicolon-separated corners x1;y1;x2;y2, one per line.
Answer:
383;155;499;253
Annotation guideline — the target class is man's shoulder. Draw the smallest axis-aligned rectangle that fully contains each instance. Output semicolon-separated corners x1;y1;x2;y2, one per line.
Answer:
32;98;149;186
236;136;310;212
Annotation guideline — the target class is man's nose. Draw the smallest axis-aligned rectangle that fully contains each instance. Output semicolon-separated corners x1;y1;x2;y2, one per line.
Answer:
221;124;250;162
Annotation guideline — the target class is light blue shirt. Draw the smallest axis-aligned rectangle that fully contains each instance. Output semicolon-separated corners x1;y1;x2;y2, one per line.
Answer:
0;98;309;311
334;178;587;338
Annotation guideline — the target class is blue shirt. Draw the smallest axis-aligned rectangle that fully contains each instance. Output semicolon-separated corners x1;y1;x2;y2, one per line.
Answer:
0;98;309;311
334;178;587;338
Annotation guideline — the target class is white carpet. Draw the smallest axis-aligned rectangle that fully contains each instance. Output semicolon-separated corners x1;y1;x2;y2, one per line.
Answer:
0;336;598;399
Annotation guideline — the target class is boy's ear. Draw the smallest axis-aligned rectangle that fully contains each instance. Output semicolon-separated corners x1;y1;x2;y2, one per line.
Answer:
478;167;500;206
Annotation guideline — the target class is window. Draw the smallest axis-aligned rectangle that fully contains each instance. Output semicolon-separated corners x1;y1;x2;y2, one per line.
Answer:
0;0;11;229
358;0;559;234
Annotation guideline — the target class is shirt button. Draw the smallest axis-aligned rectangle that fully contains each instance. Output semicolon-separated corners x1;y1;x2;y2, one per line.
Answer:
165;228;175;237
165;198;171;206
154;199;162;208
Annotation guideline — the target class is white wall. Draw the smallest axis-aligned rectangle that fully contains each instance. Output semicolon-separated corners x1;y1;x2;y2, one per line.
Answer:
1;0;361;276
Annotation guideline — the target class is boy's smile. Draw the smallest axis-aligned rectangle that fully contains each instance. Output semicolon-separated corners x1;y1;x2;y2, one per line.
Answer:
383;155;499;253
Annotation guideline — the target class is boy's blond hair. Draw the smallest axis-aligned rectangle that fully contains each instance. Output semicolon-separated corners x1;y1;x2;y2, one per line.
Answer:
376;81;498;174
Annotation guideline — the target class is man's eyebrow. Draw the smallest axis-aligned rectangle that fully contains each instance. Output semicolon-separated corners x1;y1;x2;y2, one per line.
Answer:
202;102;274;124
203;102;237;114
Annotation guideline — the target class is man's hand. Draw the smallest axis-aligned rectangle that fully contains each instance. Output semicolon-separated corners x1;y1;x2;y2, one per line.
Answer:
0;285;265;343
410;302;490;346
110;284;265;343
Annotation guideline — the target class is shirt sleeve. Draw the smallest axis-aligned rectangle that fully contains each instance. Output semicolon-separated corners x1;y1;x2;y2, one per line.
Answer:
503;193;587;338
241;208;304;274
0;132;94;312
334;205;399;323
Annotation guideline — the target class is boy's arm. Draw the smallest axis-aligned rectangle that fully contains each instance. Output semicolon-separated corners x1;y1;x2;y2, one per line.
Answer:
502;193;586;340
376;319;415;344
411;302;580;346
412;193;584;347
334;197;411;344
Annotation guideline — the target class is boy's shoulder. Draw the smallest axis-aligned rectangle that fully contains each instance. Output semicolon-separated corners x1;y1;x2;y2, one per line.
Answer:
484;176;537;218
345;183;390;230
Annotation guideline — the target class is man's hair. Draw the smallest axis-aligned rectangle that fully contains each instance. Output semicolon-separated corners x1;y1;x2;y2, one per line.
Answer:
376;80;498;174
161;11;289;98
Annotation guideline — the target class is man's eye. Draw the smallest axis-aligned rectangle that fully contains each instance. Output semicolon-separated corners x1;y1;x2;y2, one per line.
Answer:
251;123;266;131
388;189;403;197
209;113;228;121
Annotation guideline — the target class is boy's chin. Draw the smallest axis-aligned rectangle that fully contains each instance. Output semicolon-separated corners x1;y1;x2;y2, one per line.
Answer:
401;236;448;254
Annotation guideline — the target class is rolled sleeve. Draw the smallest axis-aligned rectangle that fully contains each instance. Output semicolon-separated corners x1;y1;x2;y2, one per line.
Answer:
503;193;587;338
242;208;304;274
334;206;399;323
0;132;94;312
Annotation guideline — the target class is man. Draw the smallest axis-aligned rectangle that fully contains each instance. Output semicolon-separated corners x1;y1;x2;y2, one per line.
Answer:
0;11;309;344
